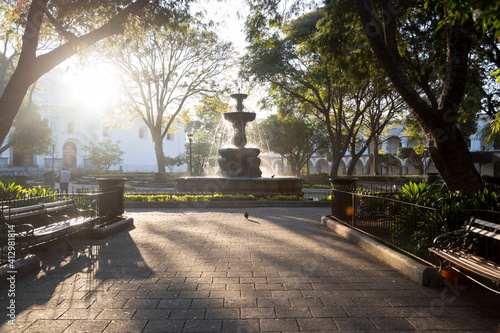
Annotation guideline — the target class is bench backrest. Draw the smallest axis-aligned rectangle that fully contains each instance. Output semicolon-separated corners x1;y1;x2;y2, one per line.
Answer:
468;218;500;241
42;199;77;216
1;203;48;228
1;200;78;229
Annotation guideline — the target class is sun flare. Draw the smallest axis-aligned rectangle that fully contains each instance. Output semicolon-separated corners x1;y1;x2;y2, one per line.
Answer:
65;66;120;110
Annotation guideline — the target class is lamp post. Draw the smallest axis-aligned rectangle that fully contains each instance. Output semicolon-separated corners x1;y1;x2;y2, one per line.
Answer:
187;134;193;175
51;144;55;187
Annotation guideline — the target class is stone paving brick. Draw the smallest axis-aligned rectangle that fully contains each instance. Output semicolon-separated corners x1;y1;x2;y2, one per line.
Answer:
191;298;224;308
157;298;192;309
275;306;311;318
205;308;240;319
297;317;337;331
143;319;185;332
169;308;206;320
260;318;299;331
102;319;148;333
1;207;499;333
62;319;110;333
22;319;72;333
221;319;259;332
95;308;136;320
333;317;377;331
58;307;103;320
241;307;276;319
309;306;348;318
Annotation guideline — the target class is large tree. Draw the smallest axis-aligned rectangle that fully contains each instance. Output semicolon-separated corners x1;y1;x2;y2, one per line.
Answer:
259;114;329;176
246;0;494;194
0;0;191;147
110;20;234;173
354;0;486;194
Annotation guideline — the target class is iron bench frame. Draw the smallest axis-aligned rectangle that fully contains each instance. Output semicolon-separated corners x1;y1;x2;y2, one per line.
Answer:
429;216;500;292
1;198;98;255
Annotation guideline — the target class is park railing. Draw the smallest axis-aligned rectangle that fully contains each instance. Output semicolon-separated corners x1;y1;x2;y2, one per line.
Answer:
330;184;500;264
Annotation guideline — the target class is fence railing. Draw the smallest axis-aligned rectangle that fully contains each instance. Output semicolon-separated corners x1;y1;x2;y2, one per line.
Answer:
330;186;500;264
1;178;126;266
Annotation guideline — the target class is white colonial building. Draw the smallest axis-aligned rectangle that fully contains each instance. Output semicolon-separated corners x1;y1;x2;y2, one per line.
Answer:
0;69;188;178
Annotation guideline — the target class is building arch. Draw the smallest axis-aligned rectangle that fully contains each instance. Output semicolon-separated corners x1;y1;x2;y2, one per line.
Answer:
63;141;77;168
315;158;329;174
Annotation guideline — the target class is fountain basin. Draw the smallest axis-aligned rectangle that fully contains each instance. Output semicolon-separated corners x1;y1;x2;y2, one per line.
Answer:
223;112;256;123
175;177;303;197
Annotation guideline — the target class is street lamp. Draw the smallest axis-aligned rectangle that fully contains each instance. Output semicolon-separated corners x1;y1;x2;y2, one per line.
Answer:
187;133;193;175
51;144;55;187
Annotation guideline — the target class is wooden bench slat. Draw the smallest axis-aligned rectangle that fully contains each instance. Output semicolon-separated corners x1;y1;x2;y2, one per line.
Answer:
469;226;500;241
473;219;500;229
43;200;74;208
3;207;46;221
429;248;500;283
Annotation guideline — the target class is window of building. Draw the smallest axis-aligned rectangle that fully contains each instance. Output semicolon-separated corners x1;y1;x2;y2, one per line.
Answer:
67;121;75;133
139;127;146;139
167;133;174;141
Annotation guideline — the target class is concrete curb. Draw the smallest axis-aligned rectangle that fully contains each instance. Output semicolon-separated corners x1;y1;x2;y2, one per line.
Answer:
0;254;41;285
321;215;438;286
125;200;331;209
93;217;134;239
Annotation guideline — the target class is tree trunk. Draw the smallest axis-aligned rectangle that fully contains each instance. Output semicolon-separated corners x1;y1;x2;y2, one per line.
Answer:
152;134;166;173
329;151;343;177
355;0;483;195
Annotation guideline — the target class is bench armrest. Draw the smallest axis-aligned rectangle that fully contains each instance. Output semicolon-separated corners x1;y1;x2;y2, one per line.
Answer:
3;222;35;236
432;233;469;250
77;208;97;218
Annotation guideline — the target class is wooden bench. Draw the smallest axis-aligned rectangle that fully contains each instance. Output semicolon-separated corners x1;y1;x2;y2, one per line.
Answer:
429;217;500;289
1;199;98;255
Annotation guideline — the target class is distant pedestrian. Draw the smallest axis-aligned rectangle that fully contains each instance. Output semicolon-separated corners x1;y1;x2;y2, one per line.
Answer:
58;167;70;195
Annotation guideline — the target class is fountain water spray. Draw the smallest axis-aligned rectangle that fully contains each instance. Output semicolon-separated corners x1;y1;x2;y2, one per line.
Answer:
176;93;302;196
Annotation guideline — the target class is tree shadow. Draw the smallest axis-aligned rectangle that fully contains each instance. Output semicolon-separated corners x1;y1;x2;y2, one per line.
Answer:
0;223;152;332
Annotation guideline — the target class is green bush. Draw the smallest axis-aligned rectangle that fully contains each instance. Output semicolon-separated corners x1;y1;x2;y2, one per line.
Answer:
124;193;310;202
0;182;57;203
389;182;500;258
311;184;330;189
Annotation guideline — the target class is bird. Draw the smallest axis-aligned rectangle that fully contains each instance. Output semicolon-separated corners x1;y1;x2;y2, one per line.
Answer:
244;212;249;219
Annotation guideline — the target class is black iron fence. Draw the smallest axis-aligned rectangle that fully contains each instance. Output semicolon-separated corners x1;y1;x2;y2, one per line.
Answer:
330;186;500;264
0;178;126;266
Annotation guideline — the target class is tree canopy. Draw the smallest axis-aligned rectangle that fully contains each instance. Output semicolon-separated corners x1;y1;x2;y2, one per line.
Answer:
0;0;193;147
108;18;234;173
244;0;499;194
259;114;328;176
84;139;124;172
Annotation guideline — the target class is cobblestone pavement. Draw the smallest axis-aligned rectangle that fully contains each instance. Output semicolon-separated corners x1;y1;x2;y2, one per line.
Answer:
1;207;499;332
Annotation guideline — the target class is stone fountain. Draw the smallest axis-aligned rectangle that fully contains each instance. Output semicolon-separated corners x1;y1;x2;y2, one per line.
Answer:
176;93;302;196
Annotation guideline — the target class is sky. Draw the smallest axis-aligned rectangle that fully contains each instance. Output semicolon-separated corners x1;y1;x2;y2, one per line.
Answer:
62;0;264;116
